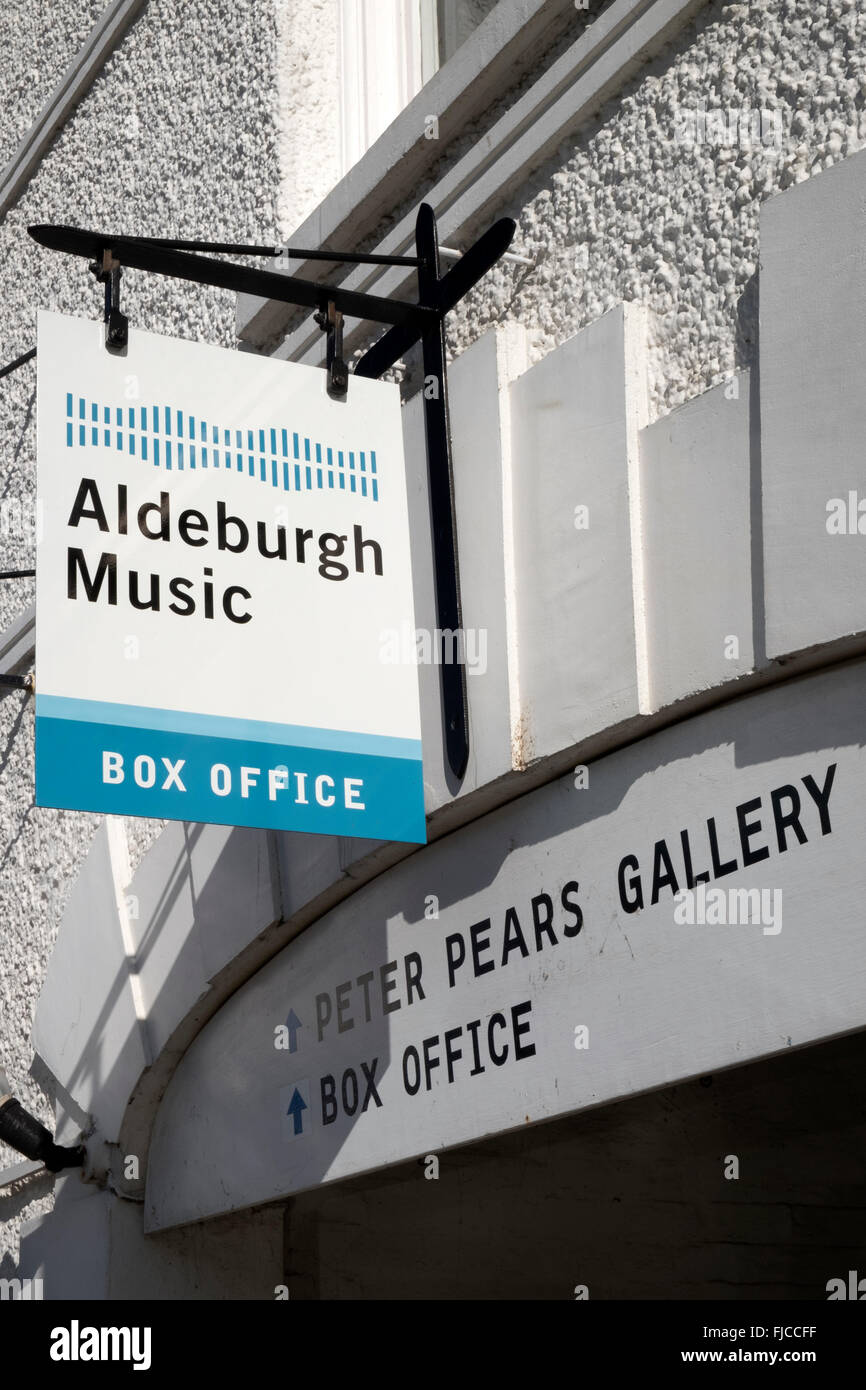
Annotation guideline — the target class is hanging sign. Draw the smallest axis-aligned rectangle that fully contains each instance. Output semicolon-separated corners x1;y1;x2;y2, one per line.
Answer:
35;311;425;842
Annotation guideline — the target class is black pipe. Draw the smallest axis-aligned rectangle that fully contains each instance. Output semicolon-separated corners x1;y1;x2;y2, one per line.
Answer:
0;346;36;381
0;1095;84;1173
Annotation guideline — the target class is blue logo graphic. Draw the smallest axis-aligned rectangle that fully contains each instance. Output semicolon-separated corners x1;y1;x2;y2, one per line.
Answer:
65;393;379;500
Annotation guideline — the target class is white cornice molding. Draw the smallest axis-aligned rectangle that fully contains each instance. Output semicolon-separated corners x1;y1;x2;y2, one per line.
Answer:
0;0;149;220
238;0;709;354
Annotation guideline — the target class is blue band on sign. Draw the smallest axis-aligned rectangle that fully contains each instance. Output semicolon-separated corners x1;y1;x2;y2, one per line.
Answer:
35;697;426;844
36;694;421;760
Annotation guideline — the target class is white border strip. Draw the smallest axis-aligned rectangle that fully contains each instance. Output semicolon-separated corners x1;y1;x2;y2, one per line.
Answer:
623;302;652;713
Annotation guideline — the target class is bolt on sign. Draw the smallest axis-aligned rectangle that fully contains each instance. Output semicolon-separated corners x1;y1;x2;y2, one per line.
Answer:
35;311;425;842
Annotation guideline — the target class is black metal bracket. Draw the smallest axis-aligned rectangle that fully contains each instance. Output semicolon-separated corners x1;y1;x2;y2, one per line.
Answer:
314;300;348;399
89;248;128;350
414;205;465;780
28;206;516;780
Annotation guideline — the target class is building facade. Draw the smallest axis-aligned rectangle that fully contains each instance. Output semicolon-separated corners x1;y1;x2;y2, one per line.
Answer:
1;0;865;1299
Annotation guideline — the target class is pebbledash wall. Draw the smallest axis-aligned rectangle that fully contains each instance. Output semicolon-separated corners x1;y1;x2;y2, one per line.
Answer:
0;0;288;1281
0;0;865;1298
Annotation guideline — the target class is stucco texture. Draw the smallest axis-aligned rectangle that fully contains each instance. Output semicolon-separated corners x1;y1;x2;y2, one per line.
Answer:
0;0;280;1272
0;1;106;168
438;0;866;417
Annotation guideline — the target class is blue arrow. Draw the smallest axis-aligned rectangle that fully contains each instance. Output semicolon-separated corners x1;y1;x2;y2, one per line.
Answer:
285;1009;302;1054
286;1088;308;1136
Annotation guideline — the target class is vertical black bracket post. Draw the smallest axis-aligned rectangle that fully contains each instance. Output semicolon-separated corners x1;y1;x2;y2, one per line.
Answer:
89;248;128;350
415;204;469;781
315;299;348;399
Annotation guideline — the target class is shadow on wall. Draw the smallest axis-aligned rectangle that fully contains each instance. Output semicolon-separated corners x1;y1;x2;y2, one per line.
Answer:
32;817;286;1181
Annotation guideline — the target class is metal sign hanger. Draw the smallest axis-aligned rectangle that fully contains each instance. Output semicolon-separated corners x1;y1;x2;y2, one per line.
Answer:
28;204;517;780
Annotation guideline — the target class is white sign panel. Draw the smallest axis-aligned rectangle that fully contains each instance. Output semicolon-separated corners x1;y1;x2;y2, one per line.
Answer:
35;311;425;842
146;660;866;1230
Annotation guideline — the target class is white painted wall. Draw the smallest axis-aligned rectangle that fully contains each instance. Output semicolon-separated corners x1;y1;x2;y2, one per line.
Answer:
642;370;755;704
760;148;866;659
